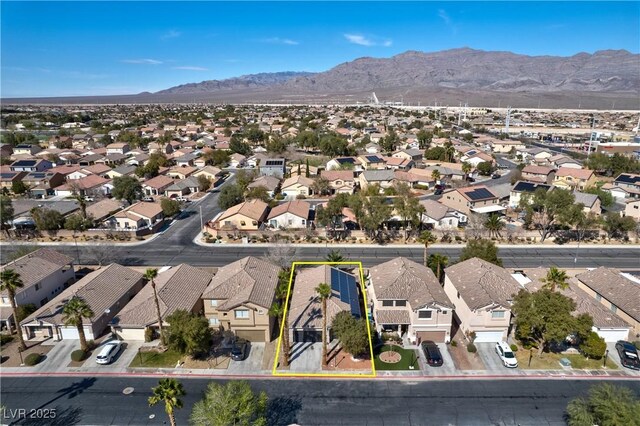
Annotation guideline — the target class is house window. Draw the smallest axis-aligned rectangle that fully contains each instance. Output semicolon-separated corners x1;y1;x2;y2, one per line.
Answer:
441;310;447;315
35;283;41;291
240;221;246;226
302;219;306;225
209;318;219;326
235;309;250;319
492;311;505;319
382;300;393;307
395;300;406;307
224;221;231;226
610;304;617;313
210;300;218;307
418;310;432;319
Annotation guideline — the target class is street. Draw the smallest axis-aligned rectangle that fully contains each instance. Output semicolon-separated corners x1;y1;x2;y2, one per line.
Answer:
1;376;639;425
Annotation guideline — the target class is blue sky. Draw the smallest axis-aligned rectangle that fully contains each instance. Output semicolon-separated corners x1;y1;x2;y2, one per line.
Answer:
2;1;638;97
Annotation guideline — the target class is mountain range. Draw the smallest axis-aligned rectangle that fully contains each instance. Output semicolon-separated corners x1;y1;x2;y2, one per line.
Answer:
6;48;640;109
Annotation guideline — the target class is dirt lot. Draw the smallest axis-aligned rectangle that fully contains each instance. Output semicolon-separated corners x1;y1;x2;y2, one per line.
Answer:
324;346;372;371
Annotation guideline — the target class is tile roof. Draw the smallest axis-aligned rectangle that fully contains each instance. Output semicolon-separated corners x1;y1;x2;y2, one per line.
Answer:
115;264;213;327
288;265;355;330
21;264;143;327
217;199;269;222
573;191;599;208
522;165;555;175
320;170;355;182
575;267;640;322
202;256;280;310
376;309;412;325
281;175;314;189
361;169;395;182
370;257;453;310
445;258;521;310
142;175;174;190
419;199;452;221
267;200;310;220
247;175;281;191
1;249;73;297
555;167;594;180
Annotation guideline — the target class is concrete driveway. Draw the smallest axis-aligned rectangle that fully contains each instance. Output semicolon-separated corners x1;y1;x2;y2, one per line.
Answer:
475;343;520;375
288;342;322;373
606;342;640;377
418;343;458;376
33;339;78;373
227;342;265;374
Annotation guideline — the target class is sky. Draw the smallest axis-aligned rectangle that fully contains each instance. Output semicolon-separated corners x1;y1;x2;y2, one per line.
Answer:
1;1;638;97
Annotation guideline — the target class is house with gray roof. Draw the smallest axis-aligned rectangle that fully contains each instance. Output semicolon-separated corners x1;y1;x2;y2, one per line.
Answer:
20;264;144;341
573;191;601;215
443;258;521;342
202;257;280;342
1;249;74;332
358;169;396;193
368;258;454;343
114;264;213;341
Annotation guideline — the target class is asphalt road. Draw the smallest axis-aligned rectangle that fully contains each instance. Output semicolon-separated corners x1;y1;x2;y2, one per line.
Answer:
2;376;639;425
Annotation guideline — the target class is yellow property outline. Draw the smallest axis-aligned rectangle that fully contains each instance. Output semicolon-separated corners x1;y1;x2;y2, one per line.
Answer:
271;261;377;378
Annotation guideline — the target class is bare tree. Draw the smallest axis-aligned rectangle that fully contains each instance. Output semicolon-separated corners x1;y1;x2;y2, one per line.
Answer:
262;238;299;269
464;213;486;240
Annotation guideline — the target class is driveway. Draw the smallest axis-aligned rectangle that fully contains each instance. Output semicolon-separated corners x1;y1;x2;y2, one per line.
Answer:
418;343;457;376
475;343;520;375
227;342;265;374
32;339;78;373
288;342;322;373
606;342;640;377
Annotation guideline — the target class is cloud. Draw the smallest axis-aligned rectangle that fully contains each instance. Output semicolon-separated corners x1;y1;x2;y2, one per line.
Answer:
438;9;458;34
173;66;209;71
161;30;181;40
121;59;163;65
260;37;299;45
344;33;392;47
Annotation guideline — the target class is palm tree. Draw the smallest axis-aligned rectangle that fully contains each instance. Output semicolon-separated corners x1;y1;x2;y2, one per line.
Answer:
427;253;449;282
268;302;289;367
325;250;345;262
144;268;165;345
149;378;185;426
0;269;27;350
315;283;332;367
484;214;505;239
541;266;569;292
418;231;437;267
72;193;88;219
62;296;94;352
443;141;456;162
462;162;472;180
431;169;441;183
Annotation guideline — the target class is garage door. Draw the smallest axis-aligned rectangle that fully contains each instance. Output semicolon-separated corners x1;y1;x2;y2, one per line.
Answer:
235;330;265;342
473;331;505;343
596;329;629;343
416;331;446;343
60;327;80;340
294;329;322;343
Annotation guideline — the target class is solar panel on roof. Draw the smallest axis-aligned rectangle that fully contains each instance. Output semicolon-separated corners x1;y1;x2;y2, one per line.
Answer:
329;267;361;318
616;174;640;184
264;160;283;166
0;173;16;178
13;160;36;167
466;188;494;200
365;155;381;162
28;173;46;179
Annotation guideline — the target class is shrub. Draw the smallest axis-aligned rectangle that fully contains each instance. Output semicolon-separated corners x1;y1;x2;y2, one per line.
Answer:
71;349;88;362
633;341;640;350
145;327;155;342
450;340;458;347
510;344;518;352
466;343;477;353
580;331;606;359
24;353;43;366
0;334;14;346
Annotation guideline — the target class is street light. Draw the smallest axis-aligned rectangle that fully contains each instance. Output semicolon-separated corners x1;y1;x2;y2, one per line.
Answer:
18;347;24;366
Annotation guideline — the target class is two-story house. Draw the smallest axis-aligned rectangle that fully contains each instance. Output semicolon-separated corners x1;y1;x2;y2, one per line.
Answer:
10;159;52;173
443;257;521;342
259;158;286;178
201;257;280;342
0;249;74;332
508;181;552;208
553;167;596;191
320;170;356;195
368;257;454;343
521;165;556;184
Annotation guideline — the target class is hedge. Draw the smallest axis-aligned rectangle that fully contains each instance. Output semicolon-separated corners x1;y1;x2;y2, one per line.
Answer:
466;343;477;353
24;353;43;366
70;349;87;362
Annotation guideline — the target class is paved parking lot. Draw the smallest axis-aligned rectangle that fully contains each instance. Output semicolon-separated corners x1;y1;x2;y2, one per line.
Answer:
227;342;265;374
475;343;520;375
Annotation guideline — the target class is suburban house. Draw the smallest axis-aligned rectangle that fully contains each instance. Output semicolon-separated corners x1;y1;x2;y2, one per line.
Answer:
574;267;640;339
280;175;315;200
0;249;74;332
548;154;582;169
259;158;286;178
114;264;213;341
490;139;526;153
10;159;52;173
368;257;454;343
511;268;632;342
419;199;468;229
142;175;174;196
624;199;640;219
202;257;280;342
606;173;640;200
0;170;27;191
357;154;387;170
166;166;197;180
392;149;423;162
54;175;112;198
440;186;504;216
521;165;556;184
164;177;200;198
105;143;130;155
104;164;137;180
358;170;396;192
208;199;269;233
12;144;42;156
109;201;164;231
320;170;356;195
247;175;280;198
288;265;362;343
326;157;362;171
229;153;247;168
22;172;66;199
573;191;602;215
20;264;144;341
443;257;521;342
508;181;552;208
267;200;311;229
553;167;596;191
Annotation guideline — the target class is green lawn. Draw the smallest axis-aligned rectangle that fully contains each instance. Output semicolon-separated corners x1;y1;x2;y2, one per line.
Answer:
514;350;617;370
129;349;183;368
374;345;420;371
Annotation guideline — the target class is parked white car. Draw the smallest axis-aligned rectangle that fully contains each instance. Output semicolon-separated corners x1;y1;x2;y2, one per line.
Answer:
495;341;518;368
96;340;122;365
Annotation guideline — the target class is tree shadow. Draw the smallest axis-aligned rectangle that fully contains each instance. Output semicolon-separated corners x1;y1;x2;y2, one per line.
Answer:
33;378;97;411
15;406;82;426
266;396;302;426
